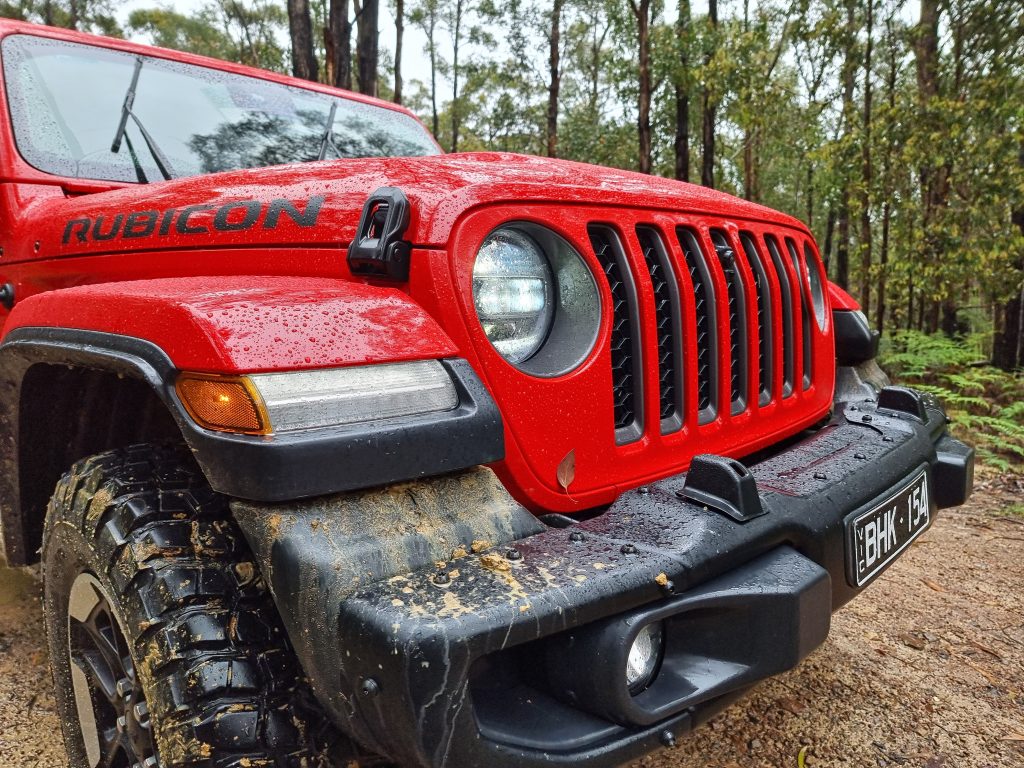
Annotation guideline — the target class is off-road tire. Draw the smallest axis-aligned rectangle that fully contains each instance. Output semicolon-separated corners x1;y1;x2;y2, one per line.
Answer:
42;443;337;768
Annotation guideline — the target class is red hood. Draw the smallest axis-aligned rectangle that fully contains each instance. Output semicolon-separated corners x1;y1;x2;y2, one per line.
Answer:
10;153;808;263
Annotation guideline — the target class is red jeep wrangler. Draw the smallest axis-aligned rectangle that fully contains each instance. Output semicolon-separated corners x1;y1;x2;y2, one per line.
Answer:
0;21;973;768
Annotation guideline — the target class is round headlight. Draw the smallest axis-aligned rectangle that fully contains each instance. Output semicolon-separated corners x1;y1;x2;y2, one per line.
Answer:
802;243;828;331
473;224;601;376
473;228;555;364
625;622;664;695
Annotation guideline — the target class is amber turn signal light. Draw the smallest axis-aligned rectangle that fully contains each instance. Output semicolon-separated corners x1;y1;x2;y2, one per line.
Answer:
176;373;270;435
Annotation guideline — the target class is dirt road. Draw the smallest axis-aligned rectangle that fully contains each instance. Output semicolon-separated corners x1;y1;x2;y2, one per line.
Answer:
1;471;1022;768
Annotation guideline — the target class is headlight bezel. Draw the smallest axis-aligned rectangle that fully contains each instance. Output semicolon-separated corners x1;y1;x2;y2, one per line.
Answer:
472;221;602;378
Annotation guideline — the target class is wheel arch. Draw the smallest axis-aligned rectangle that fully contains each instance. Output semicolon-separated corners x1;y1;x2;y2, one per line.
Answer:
0;329;185;565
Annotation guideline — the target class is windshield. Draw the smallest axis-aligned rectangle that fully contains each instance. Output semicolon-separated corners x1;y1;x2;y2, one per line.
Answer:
1;34;440;183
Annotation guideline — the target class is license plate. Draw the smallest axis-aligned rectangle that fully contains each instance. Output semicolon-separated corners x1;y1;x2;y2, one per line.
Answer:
846;469;932;587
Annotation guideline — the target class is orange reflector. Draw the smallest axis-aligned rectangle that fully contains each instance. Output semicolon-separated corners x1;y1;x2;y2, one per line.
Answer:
176;373;269;435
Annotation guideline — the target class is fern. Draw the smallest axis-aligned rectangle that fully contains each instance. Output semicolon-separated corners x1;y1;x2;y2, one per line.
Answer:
881;331;1024;470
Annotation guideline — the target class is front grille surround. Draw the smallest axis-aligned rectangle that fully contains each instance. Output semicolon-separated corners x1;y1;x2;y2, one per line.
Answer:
589;219;822;443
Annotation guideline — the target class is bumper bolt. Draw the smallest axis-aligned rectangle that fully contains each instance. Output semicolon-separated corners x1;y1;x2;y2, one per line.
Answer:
432;570;450;585
505;548;522;561
813;472;827;480
861;414;873;423
359;678;380;697
569;531;585;543
620;543;637;555
660;729;676;748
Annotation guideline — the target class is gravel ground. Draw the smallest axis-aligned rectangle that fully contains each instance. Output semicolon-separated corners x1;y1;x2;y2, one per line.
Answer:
1;470;1021;768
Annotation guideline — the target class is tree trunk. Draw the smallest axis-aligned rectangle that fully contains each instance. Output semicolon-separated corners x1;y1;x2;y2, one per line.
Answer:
427;6;438;137
876;9;898;336
449;0;463;153
674;0;690;182
547;0;563;158
858;0;874;319
394;0;404;103
632;0;652;174
701;0;717;188
834;0;857;290
914;0;952;333
805;163;814;227
287;0;318;82
327;0;352;89
823;207;836;270
992;140;1024;370
356;0;379;96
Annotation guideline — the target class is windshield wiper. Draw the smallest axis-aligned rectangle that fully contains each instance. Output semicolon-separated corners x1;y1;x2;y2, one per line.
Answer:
111;57;176;181
317;100;340;161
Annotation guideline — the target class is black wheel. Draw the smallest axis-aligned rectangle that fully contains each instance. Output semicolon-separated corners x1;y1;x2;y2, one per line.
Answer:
41;444;341;768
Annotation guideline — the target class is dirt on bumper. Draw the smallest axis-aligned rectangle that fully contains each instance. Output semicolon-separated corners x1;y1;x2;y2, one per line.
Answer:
233;388;973;768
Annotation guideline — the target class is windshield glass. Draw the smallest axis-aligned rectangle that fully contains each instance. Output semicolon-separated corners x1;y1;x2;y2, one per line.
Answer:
1;34;440;183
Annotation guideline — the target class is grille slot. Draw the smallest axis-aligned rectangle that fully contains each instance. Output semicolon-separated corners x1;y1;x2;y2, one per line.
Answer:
711;231;748;414
637;227;684;431
785;238;814;390
676;228;717;421
739;233;774;405
764;234;795;397
589;225;643;442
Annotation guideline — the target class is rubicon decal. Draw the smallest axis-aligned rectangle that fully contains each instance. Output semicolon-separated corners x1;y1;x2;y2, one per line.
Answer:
62;195;326;245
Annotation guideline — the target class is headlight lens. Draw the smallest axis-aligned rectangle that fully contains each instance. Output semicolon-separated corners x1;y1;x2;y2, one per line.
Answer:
472;223;601;376
626;622;664;695
473;228;555;364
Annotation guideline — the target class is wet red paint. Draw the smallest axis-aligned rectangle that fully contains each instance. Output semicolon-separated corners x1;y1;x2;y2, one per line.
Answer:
0;20;842;513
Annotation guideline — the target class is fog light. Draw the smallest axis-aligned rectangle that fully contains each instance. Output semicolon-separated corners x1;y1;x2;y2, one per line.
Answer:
626;622;664;694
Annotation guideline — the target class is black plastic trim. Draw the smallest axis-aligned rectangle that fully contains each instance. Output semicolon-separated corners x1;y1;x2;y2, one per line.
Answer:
834;309;880;366
0;328;504;505
678;454;765;522
247;386;972;768
346;186;412;280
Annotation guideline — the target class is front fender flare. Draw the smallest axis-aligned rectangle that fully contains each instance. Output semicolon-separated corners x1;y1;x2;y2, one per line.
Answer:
0;277;503;560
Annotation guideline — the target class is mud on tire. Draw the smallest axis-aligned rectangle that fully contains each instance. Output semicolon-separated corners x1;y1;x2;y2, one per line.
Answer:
42;443;339;768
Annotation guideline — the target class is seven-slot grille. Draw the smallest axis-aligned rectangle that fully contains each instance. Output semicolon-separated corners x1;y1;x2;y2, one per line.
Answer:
591;223;817;443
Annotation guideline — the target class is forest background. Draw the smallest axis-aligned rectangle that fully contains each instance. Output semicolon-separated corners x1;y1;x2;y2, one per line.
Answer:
2;0;1022;467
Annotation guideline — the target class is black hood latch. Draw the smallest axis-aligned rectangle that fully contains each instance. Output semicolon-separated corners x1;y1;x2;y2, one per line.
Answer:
347;187;412;281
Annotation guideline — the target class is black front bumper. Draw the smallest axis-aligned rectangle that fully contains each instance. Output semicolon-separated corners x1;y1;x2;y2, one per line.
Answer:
239;386;973;768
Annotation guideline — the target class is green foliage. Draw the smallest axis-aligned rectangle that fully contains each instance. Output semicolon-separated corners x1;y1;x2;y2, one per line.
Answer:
882;331;1024;471
0;0;122;35
127;1;288;73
